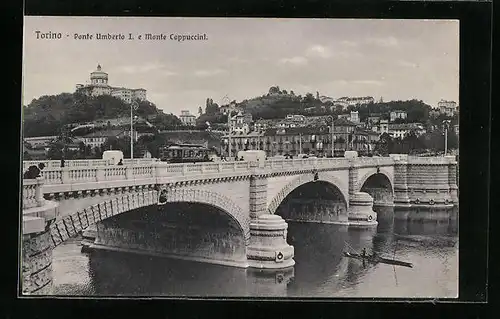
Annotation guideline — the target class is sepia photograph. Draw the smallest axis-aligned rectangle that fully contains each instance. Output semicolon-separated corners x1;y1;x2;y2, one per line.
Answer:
21;17;459;298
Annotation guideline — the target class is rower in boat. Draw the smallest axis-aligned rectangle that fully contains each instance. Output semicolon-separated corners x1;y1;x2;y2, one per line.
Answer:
343;248;413;268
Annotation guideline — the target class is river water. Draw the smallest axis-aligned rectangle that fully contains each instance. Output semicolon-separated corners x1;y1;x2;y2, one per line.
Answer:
51;206;458;298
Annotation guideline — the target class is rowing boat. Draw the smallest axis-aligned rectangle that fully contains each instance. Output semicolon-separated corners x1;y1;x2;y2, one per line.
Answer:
343;251;413;268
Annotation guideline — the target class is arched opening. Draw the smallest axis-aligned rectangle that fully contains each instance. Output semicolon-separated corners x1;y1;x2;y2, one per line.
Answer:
275;181;348;224
91;202;247;266
360;173;393;207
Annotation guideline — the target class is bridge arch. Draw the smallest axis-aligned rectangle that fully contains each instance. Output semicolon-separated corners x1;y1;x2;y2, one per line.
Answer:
49;188;249;248
358;169;394;206
357;168;394;193
267;172;349;215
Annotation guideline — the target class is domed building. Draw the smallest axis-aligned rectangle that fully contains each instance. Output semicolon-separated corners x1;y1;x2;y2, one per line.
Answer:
75;64;147;104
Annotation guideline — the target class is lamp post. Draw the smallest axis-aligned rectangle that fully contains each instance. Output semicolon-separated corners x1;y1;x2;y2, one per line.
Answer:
328;115;335;157
299;133;303;154
130;101;139;159
443;120;451;156
227;112;232;158
222;95;231;159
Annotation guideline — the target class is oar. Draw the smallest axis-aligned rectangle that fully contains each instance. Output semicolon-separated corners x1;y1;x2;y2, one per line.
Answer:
393;237;399;286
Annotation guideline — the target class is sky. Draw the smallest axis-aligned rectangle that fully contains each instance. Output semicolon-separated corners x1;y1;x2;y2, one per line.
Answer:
23;17;459;115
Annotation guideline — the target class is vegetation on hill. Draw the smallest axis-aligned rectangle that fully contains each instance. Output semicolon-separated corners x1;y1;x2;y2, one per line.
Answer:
198;87;440;125
22;93;182;137
374;130;458;156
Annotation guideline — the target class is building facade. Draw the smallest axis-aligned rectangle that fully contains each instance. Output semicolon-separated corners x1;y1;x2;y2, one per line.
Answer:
350;111;360;123
76;64;147;104
229;112;253;134
78;129;140;148
222;118;373;157
24;136;58;148
388;123;426;139
437;100;458;117
179;110;197;126
390;110;408;122
372;119;389;135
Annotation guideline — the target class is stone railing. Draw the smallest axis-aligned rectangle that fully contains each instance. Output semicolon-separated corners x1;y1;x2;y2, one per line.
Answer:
264;158;350;170
32;157;402;187
22;178;45;209
348;157;395;167
22;158;158;171
390;154;457;165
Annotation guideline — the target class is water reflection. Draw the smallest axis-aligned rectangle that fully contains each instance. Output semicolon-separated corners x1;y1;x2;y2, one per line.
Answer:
51;206;458;298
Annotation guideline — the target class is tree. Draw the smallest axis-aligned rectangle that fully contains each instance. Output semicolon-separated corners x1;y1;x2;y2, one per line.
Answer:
269;86;280;95
374;133;392;156
23;92;163;137
198;106;203;116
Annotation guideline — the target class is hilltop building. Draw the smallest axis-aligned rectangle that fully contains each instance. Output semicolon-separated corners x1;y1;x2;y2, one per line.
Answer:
75;64;147;104
437;100;458;117
179;110;197;126
229;111;253;134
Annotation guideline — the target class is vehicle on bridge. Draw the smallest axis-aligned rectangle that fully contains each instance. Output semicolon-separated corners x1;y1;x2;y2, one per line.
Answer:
159;143;215;163
102;150;124;165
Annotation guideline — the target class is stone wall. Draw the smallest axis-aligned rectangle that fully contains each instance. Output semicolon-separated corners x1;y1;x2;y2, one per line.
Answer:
361;187;393;206
92;213;248;266
277;199;348;224
22;229;54;295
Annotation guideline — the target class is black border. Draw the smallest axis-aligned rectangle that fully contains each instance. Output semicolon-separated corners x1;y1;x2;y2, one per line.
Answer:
7;0;491;317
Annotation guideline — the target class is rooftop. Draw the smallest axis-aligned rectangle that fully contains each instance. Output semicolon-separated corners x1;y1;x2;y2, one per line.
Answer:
81;129;125;138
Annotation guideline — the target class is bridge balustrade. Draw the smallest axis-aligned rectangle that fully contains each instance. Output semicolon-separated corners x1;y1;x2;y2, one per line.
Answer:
22;158;158;171
22;178;44;209
350;157;395;166
30;157;403;187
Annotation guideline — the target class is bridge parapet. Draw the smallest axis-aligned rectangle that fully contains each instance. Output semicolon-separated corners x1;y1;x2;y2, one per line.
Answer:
348;157;395;167
36;157;399;189
23;178;45;209
23;158;158;171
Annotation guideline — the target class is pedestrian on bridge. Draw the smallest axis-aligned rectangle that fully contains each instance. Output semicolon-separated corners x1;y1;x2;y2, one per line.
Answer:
60;157;65;168
117;159;123;166
23;165;41;179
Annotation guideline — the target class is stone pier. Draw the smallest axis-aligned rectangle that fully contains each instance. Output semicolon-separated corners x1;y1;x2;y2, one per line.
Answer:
347;152;377;226
246;214;295;269
21;178;59;295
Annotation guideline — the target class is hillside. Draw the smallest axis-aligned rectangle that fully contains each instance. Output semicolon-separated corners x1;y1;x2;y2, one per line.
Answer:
198;86;435;124
23;92;180;137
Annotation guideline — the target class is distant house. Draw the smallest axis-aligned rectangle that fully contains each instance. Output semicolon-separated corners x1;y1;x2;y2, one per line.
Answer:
229;112;253;134
438;100;458;117
350;111;360;123
219;102;242;115
390;110;407;122
388;123;426;139
367;115;381;125
79;129;130;148
336;96;375;108
372;119;389;135
24;135;58;148
179;110;197;126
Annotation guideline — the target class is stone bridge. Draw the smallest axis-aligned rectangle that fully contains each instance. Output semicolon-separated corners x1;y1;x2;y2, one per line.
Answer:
20;154;458;294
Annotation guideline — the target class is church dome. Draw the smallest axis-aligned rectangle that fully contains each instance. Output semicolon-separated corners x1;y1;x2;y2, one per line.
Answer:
90;64;108;78
90;64;108;85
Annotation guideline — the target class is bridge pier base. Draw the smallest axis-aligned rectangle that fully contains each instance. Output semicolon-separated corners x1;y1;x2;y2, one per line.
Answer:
246;214;295;269
347;192;378;227
22;180;59;295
